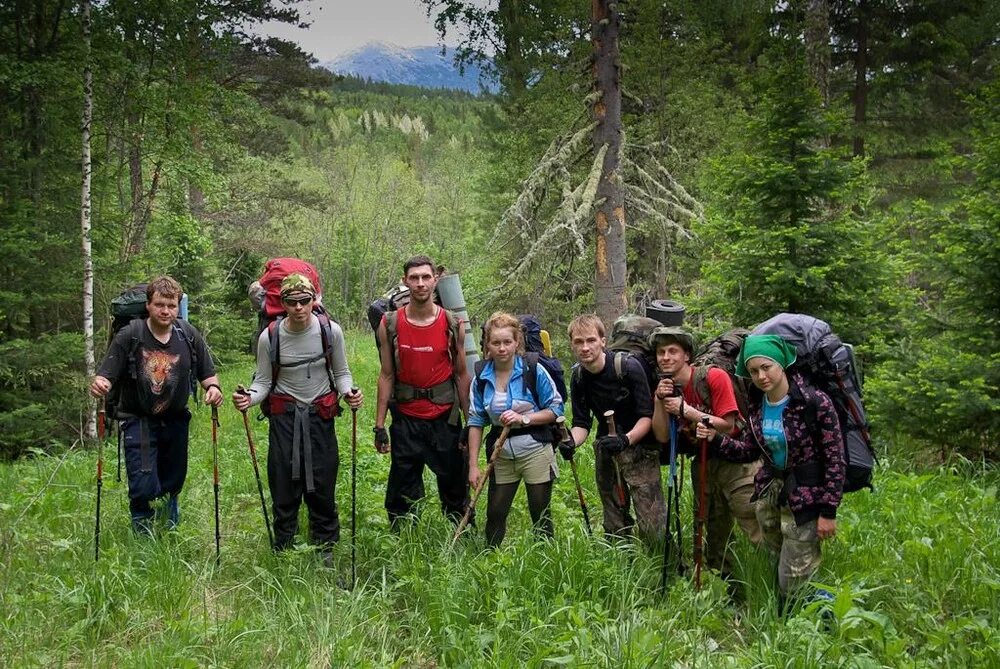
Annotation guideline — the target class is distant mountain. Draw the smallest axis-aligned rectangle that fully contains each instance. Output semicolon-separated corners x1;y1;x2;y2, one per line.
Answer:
321;42;496;95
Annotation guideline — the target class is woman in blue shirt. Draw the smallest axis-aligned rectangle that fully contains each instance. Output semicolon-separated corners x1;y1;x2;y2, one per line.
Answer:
468;312;564;546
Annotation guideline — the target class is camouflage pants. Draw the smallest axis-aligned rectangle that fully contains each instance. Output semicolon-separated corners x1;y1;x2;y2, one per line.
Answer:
691;457;763;575
595;443;666;547
754;477;822;596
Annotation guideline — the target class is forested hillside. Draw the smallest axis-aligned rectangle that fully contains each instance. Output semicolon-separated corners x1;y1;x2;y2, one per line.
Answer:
4;0;994;461
1;1;998;666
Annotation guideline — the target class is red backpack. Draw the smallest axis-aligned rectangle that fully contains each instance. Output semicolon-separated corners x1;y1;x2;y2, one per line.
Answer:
259;258;322;319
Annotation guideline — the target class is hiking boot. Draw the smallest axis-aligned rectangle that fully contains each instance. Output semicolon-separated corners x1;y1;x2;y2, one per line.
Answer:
132;515;154;537
165;495;179;529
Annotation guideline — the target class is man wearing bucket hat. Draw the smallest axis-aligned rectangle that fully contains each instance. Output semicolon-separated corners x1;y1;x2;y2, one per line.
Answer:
649;326;762;583
234;273;363;563
695;334;844;613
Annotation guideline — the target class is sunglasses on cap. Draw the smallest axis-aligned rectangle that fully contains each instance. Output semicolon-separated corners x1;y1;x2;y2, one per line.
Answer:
281;296;313;307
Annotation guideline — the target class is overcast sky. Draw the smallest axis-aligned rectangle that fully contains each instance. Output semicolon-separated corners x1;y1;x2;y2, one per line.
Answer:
259;0;466;63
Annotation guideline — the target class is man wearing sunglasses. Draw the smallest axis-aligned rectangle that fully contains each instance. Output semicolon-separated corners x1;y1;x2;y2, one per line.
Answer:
234;273;363;566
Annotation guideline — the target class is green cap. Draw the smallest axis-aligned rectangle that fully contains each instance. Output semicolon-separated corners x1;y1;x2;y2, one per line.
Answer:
647;326;695;357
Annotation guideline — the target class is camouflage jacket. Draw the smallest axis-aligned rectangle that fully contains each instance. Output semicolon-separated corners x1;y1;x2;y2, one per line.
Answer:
713;372;845;525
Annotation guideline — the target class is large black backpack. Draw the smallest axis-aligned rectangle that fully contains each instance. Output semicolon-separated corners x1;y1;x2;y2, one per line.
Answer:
752;313;875;493
105;284;198;419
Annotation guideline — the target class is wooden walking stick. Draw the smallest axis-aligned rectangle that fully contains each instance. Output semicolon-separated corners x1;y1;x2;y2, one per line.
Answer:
603;410;627;509
556;417;592;536
94;407;105;562
695;416;710;590
237;385;274;550
349;386;359;589
450;424;511;548
211;405;221;565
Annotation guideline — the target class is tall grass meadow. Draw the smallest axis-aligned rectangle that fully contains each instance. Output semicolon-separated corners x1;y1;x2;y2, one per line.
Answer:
1;332;997;666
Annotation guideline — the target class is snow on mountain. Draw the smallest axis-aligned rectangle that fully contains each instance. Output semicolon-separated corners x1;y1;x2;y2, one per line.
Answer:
321;42;495;94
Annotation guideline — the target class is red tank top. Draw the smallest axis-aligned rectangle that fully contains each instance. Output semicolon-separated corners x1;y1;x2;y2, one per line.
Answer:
393;306;454;419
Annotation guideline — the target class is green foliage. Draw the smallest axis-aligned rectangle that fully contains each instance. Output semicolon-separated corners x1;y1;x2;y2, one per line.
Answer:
0;344;997;665
865;80;1000;459
694;46;901;344
0;333;88;459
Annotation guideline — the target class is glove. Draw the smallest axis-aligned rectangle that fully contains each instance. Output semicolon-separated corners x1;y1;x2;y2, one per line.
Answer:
596;433;630;455
558;435;576;461
373;426;390;451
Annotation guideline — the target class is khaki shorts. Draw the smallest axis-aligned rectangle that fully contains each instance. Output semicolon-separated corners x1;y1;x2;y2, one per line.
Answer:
494;444;558;485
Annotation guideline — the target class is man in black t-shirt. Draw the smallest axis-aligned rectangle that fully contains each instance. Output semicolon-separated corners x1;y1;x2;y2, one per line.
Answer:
567;314;666;547
90;276;223;534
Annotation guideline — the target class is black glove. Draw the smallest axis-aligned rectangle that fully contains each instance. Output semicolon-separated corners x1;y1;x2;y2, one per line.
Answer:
596;433;630;455
458;425;470;449
373;426;389;448
558;435;576;461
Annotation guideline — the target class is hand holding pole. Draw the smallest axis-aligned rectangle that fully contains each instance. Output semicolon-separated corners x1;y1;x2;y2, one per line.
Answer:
450;424;511;548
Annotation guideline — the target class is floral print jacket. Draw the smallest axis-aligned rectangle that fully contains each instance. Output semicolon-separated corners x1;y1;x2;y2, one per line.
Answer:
713;372;845;525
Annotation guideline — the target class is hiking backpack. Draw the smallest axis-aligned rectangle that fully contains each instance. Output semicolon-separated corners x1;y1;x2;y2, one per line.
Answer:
105;283;199;419
691;329;753;430
248;258;341;415
478;314;567;401
473;352;564;445
608;314;662;391
752;313;875;493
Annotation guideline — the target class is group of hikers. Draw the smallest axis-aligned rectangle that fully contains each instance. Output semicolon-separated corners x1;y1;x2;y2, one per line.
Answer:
89;254;856;614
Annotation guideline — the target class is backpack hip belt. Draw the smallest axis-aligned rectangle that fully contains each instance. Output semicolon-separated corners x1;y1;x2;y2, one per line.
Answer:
393;378;456;405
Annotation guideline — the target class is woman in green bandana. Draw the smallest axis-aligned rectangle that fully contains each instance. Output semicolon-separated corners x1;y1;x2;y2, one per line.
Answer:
696;334;845;614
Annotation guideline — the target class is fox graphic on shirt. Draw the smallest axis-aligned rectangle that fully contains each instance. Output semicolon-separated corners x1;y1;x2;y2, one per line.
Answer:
142;349;180;414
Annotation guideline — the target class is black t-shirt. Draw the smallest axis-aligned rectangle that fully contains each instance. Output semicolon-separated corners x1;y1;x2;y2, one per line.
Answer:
98;320;215;417
571;350;653;441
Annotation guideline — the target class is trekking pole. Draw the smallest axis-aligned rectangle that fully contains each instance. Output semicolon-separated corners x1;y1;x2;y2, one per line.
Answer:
661;412;679;592
237;385;274;550
116;420;122;483
450;425;511;549
695;416;710;590
556;417;592;536
94;407;105;562
211;405;221;566
603;410;627;509
349;386;359;590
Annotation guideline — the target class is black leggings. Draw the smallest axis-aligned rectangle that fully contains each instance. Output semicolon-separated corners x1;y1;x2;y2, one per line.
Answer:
485;479;553;547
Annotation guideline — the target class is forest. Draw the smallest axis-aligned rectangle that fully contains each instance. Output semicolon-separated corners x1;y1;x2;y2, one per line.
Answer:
0;0;997;666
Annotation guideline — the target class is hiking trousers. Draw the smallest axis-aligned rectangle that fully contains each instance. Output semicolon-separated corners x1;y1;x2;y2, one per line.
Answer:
385;411;469;525
691;458;762;575
267;407;340;547
594;443;667;548
121;411;190;520
755;477;822;596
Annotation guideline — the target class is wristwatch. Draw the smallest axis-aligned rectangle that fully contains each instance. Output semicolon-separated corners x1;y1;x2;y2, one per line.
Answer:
521;414;531;426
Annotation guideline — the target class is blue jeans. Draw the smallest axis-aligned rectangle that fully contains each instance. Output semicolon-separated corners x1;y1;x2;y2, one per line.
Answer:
121;411;191;520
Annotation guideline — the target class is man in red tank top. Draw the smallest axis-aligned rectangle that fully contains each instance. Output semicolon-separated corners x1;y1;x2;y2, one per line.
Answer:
374;255;472;527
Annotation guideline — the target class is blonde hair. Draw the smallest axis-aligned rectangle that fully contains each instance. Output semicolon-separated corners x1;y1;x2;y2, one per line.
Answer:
482;311;525;359
567;313;605;339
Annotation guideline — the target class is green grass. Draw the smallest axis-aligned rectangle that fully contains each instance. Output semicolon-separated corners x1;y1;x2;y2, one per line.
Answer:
1;331;998;667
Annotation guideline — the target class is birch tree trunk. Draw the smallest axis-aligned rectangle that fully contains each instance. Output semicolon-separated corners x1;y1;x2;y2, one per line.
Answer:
853;0;869;157
80;0;96;439
591;0;628;326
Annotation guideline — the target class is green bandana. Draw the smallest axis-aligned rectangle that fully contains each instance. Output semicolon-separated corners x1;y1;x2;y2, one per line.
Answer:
737;335;797;377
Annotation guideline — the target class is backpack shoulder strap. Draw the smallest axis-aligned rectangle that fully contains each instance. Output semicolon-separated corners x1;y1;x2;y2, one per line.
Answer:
613;351;627;382
474;358;487;399
316;311;337;391
522;352;541;407
267;317;282;395
384;310;400;373
124;319;145;379
692;365;713;413
443;308;462;366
